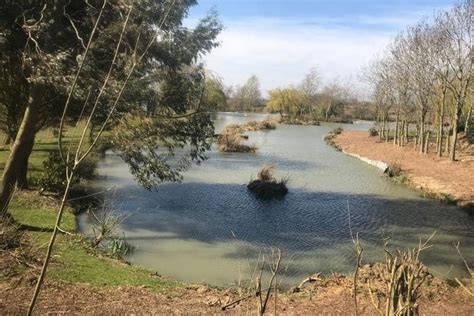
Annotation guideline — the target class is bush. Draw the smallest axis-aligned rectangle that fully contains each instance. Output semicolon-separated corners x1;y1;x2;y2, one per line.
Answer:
386;163;402;178
324;127;343;150
247;165;288;199
218;125;256;153
37;151;99;193
369;127;378;137
333;127;343;135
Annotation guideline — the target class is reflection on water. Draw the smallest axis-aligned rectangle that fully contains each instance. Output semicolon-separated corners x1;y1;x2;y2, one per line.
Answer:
83;112;474;288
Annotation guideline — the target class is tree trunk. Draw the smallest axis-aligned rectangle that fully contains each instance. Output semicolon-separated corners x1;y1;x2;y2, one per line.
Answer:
437;88;446;157
450;104;461;161
445;130;450;156
15;136;35;190
393;108;400;146
405;121;409;144
382;115;386;140
419;113;425;154
414;124;419;151
424;131;430;155
0;87;40;216
400;120;405;147
465;102;472;136
325;101;332;122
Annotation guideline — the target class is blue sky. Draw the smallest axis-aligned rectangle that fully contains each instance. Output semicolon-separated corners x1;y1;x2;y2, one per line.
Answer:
186;0;456;95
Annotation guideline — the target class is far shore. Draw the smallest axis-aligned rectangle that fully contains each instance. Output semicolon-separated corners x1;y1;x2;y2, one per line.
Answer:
334;130;474;210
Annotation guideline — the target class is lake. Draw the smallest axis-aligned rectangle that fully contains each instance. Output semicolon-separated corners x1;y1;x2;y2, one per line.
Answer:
82;112;474;288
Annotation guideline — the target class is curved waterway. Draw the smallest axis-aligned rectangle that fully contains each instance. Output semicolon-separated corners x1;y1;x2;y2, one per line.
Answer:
83;112;474;288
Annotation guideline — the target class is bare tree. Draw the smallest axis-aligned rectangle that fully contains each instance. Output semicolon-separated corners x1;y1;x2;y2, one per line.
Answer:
435;2;473;160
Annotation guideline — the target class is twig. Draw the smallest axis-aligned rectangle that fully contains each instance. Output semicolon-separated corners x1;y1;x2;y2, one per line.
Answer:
292;273;322;292
221;287;273;311
455;278;473;296
57;226;75;236
454;241;472;275
348;201;363;316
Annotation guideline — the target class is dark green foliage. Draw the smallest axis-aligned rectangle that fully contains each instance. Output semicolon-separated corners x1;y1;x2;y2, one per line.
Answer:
36;151;98;193
0;0;223;194
114;112;215;190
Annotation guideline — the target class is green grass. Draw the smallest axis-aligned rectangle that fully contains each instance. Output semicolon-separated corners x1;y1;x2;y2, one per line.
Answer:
0;124;111;176
7;192;178;292
2;125;173;291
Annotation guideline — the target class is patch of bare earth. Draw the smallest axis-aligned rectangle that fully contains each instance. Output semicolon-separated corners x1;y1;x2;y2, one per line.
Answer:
334;130;474;205
1;266;473;315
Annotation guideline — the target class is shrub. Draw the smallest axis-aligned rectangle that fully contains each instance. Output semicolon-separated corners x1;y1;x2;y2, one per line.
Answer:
107;236;133;259
218;126;256;153
248;165;288;199
333;127;343;135
324;127;343;150
386;162;402;178
368;127;378;137
37;151;98;193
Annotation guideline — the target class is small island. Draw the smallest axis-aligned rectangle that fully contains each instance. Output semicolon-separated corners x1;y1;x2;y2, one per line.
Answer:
247;165;288;199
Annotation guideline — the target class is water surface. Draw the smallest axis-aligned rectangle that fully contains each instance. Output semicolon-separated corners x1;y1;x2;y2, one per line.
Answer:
84;112;474;288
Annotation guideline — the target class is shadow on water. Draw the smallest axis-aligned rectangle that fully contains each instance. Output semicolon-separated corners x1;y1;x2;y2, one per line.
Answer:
116;183;472;246
82;113;473;287
104;182;474;284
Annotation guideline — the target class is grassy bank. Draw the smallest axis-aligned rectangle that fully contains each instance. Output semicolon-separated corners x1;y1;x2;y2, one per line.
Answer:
1;126;177;291
4;191;178;291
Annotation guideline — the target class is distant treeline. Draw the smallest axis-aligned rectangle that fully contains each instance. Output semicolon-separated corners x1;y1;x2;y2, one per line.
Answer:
202;71;375;122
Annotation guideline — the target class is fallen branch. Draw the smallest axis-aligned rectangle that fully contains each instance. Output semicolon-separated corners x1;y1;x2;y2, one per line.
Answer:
221;287;272;311
291;273;322;293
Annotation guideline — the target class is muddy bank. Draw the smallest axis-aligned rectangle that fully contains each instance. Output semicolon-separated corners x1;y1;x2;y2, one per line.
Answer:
334;130;474;210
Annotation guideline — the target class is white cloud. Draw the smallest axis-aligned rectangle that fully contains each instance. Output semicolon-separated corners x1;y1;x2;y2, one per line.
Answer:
201;18;393;93
189;4;451;94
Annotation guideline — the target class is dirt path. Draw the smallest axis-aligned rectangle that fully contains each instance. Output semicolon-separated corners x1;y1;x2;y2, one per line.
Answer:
2;274;473;315
334;130;474;206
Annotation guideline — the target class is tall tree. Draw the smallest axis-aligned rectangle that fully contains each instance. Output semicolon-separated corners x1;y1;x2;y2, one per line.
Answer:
266;88;304;116
234;75;262;111
0;0;222;216
299;68;321;116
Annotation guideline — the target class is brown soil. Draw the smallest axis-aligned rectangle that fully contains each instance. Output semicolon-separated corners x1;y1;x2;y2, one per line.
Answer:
334;130;474;205
2;267;473;315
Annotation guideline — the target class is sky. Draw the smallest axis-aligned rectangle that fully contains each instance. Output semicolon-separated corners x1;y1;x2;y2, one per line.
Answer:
186;0;456;95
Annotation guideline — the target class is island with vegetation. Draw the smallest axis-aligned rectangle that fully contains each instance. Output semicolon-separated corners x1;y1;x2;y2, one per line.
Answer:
0;0;473;315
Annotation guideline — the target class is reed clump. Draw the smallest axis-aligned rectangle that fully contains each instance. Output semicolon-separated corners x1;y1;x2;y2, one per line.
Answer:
240;118;277;132
218;125;256;153
217;118;278;153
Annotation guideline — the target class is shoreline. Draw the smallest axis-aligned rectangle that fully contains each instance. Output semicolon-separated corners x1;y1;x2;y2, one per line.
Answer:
1;150;473;313
333;130;474;212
